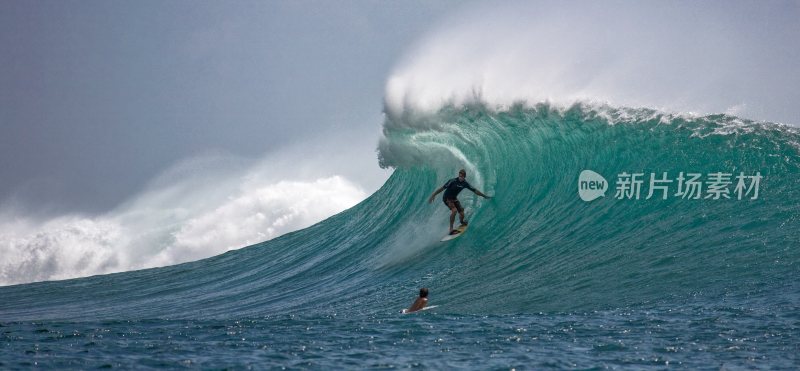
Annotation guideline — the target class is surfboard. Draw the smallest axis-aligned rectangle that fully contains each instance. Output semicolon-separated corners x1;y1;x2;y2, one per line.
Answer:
440;224;468;242
401;305;439;314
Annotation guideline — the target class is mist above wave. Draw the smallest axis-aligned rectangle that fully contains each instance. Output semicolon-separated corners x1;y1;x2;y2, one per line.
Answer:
385;1;800;126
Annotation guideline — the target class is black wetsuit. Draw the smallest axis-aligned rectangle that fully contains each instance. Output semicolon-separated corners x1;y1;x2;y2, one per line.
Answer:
442;177;476;202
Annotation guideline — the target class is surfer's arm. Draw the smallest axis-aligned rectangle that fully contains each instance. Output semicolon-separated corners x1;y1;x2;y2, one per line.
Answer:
472;188;492;199
428;187;444;203
465;182;491;199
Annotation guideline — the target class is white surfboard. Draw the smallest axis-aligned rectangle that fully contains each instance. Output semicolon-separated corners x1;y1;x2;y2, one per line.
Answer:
440;224;468;242
401;305;439;314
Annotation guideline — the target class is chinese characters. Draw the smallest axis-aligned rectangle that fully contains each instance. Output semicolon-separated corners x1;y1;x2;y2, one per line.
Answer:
613;172;762;200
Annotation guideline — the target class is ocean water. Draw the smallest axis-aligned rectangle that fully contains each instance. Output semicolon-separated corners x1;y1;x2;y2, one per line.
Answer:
2;103;799;368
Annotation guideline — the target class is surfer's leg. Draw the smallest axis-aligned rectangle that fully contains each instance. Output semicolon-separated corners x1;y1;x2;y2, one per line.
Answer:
455;200;467;225
449;207;456;232
446;200;457;232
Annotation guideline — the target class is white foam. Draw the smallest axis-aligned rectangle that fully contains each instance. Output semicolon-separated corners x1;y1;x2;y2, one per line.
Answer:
0;157;367;286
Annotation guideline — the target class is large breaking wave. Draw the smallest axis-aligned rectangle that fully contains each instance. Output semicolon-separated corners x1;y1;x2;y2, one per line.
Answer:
2;102;798;320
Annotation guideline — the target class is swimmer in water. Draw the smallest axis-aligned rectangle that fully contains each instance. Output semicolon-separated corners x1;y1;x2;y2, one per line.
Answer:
406;287;429;313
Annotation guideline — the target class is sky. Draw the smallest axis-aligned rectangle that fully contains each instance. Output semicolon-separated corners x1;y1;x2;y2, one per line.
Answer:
0;0;463;215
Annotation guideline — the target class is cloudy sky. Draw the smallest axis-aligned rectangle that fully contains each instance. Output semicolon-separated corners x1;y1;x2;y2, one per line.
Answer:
0;0;466;215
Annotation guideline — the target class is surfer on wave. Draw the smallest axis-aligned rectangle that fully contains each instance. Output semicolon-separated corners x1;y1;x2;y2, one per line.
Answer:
428;169;491;235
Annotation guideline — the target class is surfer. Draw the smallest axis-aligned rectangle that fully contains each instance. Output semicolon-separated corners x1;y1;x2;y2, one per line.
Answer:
428;169;491;235
406;287;429;313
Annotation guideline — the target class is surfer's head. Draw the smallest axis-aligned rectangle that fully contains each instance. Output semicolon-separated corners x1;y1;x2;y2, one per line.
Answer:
419;287;429;298
458;169;466;181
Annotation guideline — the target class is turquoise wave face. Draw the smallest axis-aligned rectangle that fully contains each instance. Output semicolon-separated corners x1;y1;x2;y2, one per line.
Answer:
378;103;800;312
1;103;798;320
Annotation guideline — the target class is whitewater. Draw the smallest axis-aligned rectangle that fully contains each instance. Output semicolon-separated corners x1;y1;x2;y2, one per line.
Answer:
2;2;800;369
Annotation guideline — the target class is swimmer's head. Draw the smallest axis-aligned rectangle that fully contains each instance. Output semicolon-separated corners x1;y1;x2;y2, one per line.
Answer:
419;287;429;298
